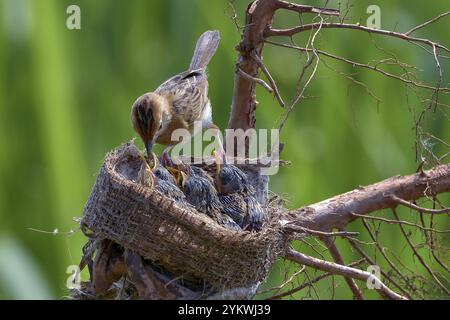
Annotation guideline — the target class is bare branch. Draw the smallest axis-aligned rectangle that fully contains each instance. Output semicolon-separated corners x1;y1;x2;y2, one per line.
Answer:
322;237;364;299
251;52;285;107
283;224;359;238
275;0;340;17
390;195;450;214
346;238;414;299
265;22;450;53
351;213;450;233
267;259;366;300
286;163;450;232
391;208;450;296
257;265;306;296
265;40;450;92
228;0;279;132
237;67;274;94
284;248;407;300
360;219;425;298
405;11;450;35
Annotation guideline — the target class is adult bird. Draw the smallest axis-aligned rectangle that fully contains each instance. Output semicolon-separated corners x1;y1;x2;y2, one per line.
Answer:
131;30;223;165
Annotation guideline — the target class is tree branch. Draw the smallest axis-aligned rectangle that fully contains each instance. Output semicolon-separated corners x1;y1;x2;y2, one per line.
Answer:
265;40;450;92
322;237;364;300
265;22;450;53
390;195;450;214
284;248;407;300
405;11;450;35
285;163;450;232
275;1;340;17
228;0;279;133
266;259;365;300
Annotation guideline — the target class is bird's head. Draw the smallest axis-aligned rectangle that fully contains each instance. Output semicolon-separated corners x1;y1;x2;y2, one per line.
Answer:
131;92;168;158
214;151;247;194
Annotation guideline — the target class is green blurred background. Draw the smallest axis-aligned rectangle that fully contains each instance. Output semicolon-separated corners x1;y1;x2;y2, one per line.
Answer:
0;0;448;299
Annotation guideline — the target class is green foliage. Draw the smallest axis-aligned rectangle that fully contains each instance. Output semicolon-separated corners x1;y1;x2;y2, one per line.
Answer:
0;0;448;299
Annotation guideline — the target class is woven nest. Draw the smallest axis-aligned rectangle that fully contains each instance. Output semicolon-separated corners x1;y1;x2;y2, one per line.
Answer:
81;141;288;296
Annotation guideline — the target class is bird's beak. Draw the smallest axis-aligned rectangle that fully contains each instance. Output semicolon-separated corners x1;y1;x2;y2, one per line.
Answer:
213;150;222;193
179;171;188;190
213;150;221;176
150;152;158;171
145;141;154;159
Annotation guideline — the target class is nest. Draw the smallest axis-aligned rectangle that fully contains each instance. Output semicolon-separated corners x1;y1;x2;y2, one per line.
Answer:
79;141;288;299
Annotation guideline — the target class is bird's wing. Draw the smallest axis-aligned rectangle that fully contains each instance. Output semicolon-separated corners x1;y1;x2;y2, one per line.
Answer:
156;70;209;125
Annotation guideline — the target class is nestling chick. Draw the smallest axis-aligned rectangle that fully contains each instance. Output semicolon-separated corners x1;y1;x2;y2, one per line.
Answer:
131;30;223;159
167;162;239;230
214;153;266;231
216;161;251;195
218;193;246;226
219;214;242;231
152;159;177;185
181;167;221;216
137;159;186;204
243;195;265;231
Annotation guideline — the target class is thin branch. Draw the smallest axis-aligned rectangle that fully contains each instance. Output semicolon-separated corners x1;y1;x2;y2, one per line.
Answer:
361;218;422;298
284;224;359;238
267;259;365;300
265;40;450;92
390;195;450;214
275;0;340;17
237;67;274;94
351;213;450;233
391;208;450;296
265;22;450;53
278;18;322;133
251;51;285;107
257;265;306;296
405;12;450;35
322;237;364;299
346;238;413;299
284;248;407;300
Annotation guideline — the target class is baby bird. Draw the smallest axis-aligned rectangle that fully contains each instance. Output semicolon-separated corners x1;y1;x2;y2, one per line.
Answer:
131;30;223;160
137;158;186;204
179;164;221;215
218;193;246;226
152;158;177;185
216;160;250;195
214;153;266;231
175;163;240;231
219;214;242;231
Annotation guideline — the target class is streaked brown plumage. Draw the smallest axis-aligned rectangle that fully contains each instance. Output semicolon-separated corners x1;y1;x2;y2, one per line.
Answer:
131;30;221;158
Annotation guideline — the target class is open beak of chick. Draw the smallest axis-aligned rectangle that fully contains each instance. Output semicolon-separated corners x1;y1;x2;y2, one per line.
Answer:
213;150;223;194
167;165;189;189
137;156;155;190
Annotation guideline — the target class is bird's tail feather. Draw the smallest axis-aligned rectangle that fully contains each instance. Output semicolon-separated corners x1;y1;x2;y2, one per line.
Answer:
189;30;220;70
